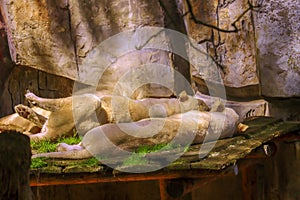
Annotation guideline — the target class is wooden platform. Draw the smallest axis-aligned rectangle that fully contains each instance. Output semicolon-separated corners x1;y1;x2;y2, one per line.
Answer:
29;117;300;199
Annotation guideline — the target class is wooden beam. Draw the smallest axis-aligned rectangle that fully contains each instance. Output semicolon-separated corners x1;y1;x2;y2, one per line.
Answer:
273;132;300;142
30;169;230;187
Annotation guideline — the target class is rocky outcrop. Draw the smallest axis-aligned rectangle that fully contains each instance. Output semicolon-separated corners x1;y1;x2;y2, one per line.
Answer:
69;0;165;61
0;0;299;118
255;0;300;97
181;0;299;98
181;0;259;98
0;0;171;82
0;0;77;80
1;0;177;99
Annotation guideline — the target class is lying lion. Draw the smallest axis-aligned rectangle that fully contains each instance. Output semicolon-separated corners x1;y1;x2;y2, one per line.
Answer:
0;88;257;159
16;90;209;142
33;106;240;159
0;87;262;159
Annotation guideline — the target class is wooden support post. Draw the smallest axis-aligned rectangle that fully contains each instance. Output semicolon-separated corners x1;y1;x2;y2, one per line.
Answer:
241;164;258;200
159;179;193;200
166;179;194;199
159;177;218;200
159;179;170;200
0;131;33;200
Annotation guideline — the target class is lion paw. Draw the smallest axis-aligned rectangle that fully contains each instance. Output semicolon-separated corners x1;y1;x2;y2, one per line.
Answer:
25;91;39;103
56;143;83;152
14;104;43;127
15;104;31;119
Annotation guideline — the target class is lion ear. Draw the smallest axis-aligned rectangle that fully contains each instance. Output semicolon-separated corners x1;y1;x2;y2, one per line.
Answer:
179;91;188;102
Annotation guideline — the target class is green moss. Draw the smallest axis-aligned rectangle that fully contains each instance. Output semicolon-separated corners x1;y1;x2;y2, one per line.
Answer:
31;157;48;168
122;153;148;166
136;143;189;154
30;157;100;170
137;143;172;154
79;157;99;167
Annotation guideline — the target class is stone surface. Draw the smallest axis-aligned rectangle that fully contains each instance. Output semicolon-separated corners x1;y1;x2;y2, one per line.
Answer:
1;0;175;98
0;0;77;80
195;92;269;120
69;0;165;60
255;0;300;97
0;0;299;117
0;66;73;117
181;0;259;97
70;0;174;98
268;98;300;121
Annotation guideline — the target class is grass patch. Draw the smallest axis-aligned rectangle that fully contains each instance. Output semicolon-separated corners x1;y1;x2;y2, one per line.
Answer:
31;157;48;168
57;135;82;145
31;140;57;153
31;132;82;154
122;143;190;167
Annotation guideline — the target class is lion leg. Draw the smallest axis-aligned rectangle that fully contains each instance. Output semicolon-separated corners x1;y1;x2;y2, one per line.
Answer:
32;149;92;159
29;120;57;142
29;109;75;142
29;122;68;142
25;91;72;112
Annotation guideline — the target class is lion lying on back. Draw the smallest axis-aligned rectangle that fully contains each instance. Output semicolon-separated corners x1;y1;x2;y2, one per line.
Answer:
15;90;209;142
0;89;248;159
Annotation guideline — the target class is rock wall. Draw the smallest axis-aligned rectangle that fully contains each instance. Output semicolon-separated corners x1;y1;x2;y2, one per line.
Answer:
0;0;299;117
0;0;179;101
0;0;174;82
0;66;73;117
181;0;260;98
0;0;77;80
255;0;300;97
181;0;299;98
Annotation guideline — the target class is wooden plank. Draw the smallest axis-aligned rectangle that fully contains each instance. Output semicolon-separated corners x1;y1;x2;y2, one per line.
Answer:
29;117;300;186
190;120;300;170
